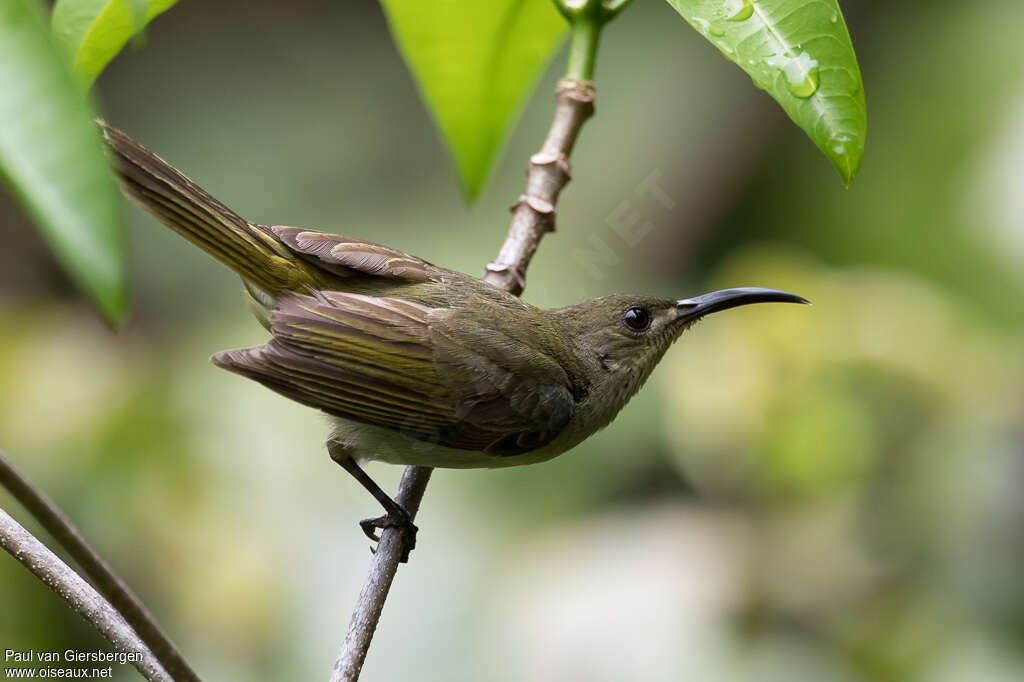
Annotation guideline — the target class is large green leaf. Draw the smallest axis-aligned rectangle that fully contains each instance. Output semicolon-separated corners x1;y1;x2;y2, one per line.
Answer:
52;0;178;86
0;0;124;321
379;0;567;199
666;0;865;184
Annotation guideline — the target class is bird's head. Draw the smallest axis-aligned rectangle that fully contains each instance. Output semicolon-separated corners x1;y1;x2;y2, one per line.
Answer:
553;287;809;406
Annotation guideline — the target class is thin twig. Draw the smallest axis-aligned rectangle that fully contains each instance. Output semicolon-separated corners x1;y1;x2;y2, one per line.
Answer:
0;508;170;681
0;450;200;682
331;78;599;682
330;466;432;682
483;77;595;295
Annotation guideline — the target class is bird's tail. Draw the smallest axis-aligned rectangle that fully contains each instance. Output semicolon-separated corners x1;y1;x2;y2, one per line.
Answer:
100;121;303;295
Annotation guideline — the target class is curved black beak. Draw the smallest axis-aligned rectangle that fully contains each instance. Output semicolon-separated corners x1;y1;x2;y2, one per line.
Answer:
676;287;810;323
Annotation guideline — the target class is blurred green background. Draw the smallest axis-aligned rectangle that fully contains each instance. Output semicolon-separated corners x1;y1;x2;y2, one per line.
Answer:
2;0;1024;679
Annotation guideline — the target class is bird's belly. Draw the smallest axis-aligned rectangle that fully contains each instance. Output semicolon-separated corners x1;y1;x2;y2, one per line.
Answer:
330;418;571;469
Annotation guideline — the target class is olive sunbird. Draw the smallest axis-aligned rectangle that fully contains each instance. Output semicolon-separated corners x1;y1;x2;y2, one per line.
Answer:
101;122;808;558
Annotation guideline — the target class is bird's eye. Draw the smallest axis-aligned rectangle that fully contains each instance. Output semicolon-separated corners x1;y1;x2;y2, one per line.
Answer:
622;306;651;332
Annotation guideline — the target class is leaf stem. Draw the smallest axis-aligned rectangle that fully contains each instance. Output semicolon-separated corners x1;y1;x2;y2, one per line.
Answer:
566;19;602;81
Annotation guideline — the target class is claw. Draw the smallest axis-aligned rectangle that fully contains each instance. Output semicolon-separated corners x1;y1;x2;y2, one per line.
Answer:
359;519;382;543
358;507;418;562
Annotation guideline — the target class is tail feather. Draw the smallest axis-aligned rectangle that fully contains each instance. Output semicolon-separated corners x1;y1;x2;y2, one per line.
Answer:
100;121;303;294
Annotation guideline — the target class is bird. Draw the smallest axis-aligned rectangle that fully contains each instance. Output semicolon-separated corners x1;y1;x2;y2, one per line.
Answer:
100;122;808;559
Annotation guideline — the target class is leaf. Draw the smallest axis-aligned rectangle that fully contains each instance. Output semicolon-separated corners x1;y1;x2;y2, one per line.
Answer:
52;0;178;86
665;0;866;184
379;0;567;199
0;0;124;321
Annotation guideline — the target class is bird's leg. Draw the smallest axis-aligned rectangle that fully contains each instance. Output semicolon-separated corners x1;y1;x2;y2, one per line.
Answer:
327;441;418;562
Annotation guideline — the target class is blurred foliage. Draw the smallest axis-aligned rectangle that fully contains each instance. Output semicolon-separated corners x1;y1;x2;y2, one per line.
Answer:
0;0;1023;681
0;0;122;321
667;0;866;183
667;246;1024;673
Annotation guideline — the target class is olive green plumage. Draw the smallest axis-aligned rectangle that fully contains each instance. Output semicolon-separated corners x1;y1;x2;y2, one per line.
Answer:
101;122;806;469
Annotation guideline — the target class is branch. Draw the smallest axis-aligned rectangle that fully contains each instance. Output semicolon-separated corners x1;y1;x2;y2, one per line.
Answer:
330;466;432;682
0;450;200;682
483;77;595;295
0;507;170;681
331;4;616;680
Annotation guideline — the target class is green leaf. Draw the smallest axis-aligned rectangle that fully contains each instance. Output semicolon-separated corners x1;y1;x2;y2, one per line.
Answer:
0;0;124;321
379;0;567;199
665;0;866;184
52;0;178;86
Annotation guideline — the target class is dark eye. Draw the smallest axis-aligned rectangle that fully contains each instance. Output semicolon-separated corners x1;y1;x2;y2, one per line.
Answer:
622;306;651;332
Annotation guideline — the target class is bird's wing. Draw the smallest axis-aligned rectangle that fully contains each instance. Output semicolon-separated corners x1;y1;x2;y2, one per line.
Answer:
268;225;440;282
212;292;575;455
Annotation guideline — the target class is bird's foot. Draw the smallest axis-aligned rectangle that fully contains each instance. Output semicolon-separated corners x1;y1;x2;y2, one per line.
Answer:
359;506;418;562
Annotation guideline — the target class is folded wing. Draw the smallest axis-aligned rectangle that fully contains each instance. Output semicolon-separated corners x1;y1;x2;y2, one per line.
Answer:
213;292;575;456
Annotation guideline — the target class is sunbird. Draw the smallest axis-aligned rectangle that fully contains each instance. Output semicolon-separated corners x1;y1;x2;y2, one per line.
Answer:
102;123;807;558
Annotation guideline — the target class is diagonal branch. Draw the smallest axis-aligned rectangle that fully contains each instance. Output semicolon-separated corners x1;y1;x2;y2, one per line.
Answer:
330;466;432;682
482;77;595;295
0;450;200;682
0;507;170;681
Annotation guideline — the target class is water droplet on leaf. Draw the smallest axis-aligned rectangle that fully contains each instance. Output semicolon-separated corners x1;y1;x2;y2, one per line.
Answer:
764;51;820;98
729;0;754;21
790;70;820;97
